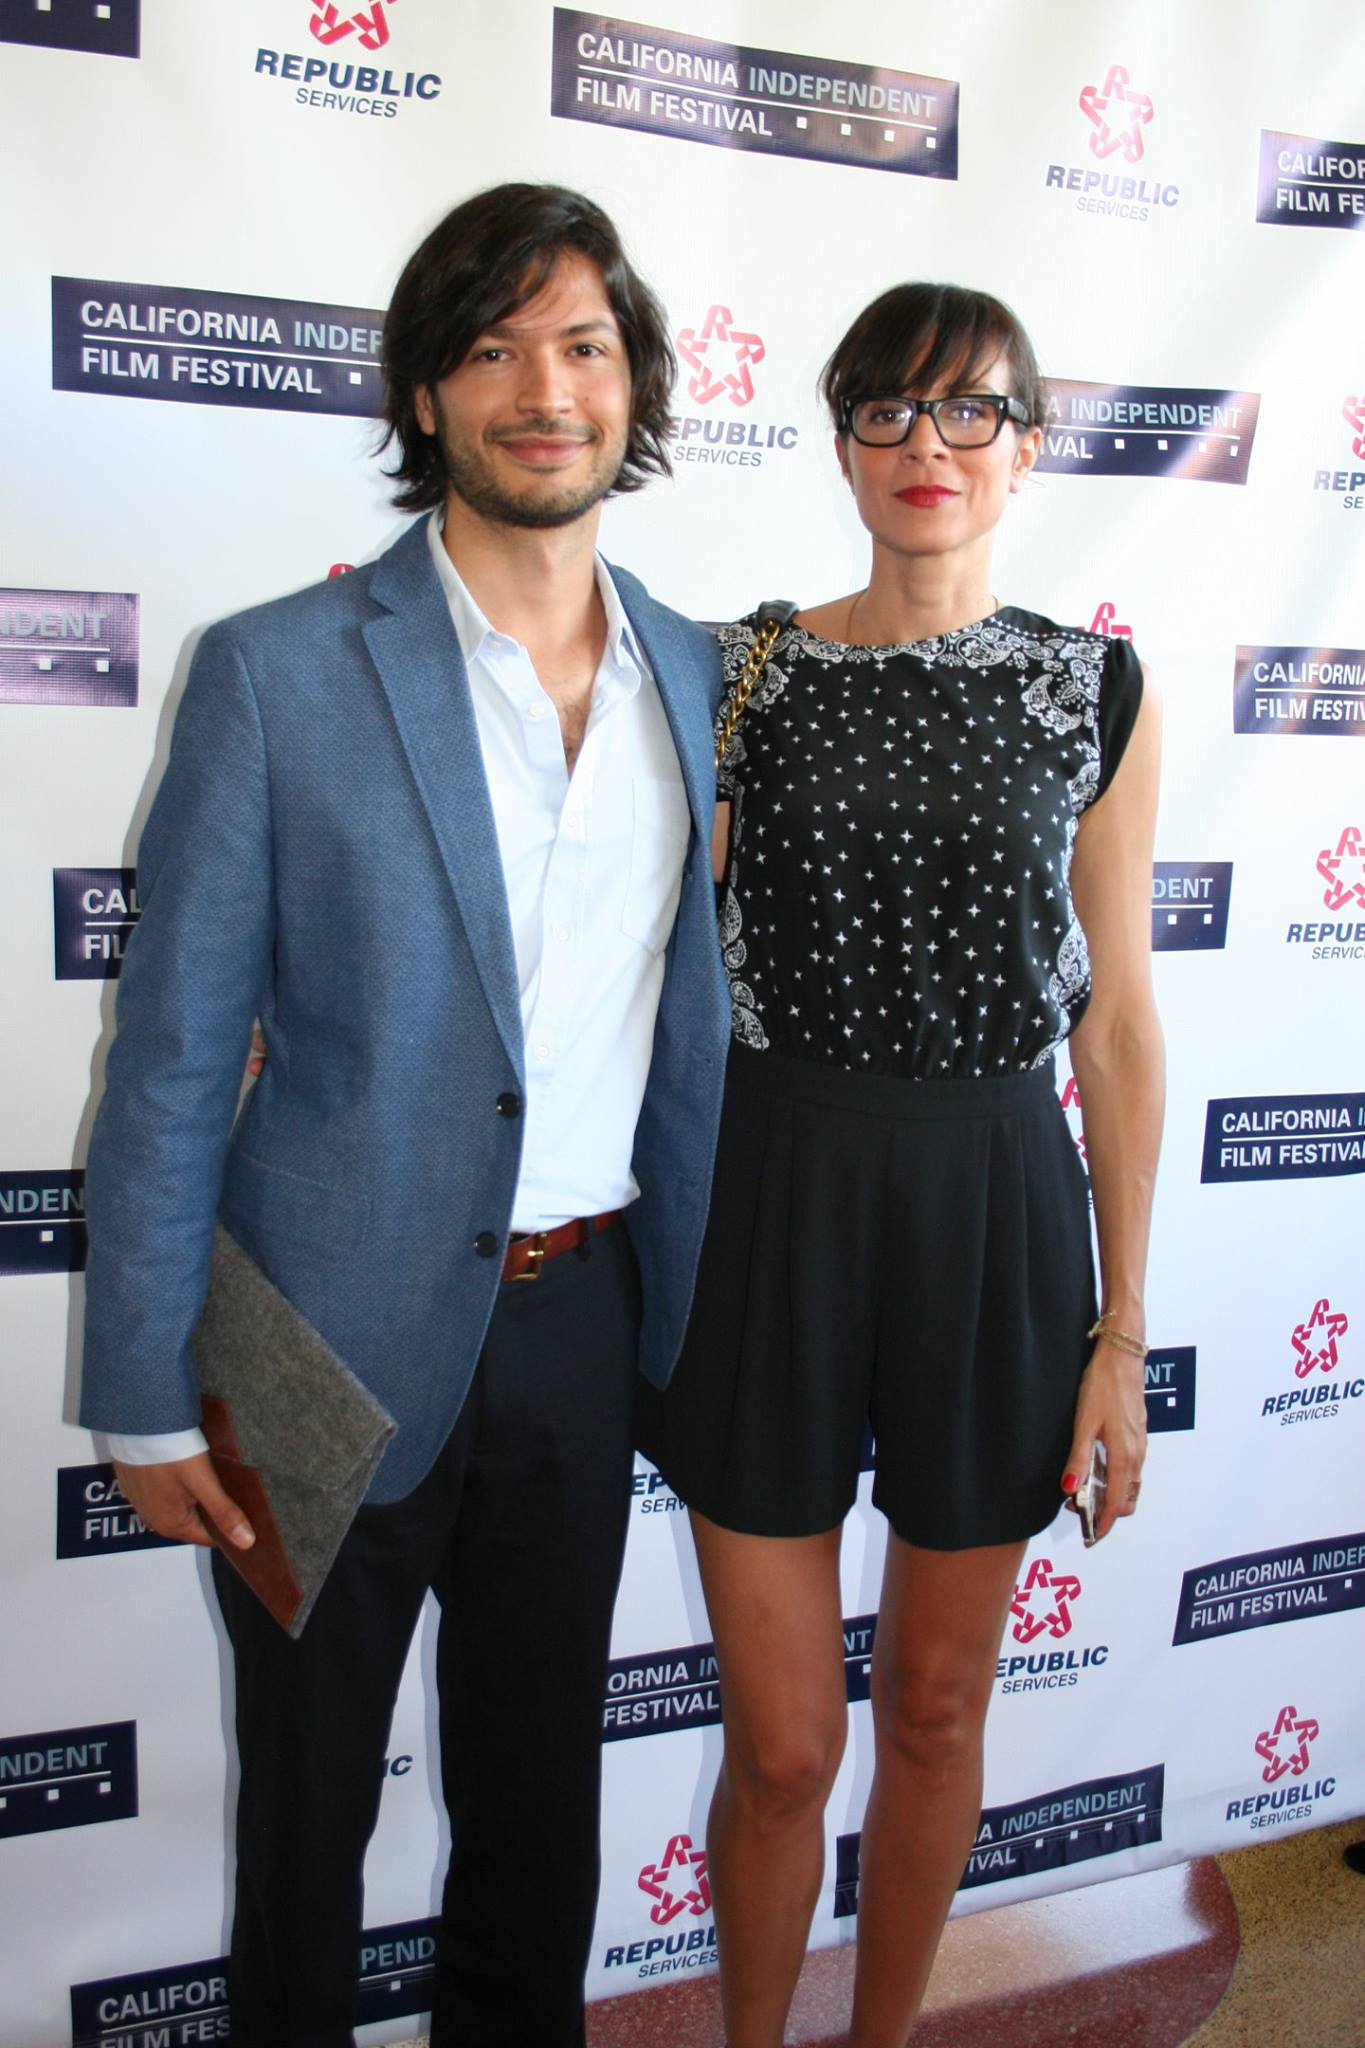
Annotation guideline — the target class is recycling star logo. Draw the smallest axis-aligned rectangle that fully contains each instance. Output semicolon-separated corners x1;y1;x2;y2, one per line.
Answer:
1078;64;1154;163
676;306;765;408
1009;1557;1081;1644
310;1;396;50
637;1833;712;1925
1255;1704;1319;1784
1291;1298;1349;1379
1344;396;1365;462
1316;825;1365;912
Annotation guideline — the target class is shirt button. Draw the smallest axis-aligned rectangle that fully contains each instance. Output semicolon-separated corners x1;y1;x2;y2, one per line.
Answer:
533;1042;551;1063
551;924;570;945
526;703;546;721
564;813;584;838
495;1091;522;1118
474;1231;501;1258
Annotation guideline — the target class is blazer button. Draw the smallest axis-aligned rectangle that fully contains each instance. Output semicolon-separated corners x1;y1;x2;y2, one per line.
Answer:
474;1231;501;1259
495;1091;523;1118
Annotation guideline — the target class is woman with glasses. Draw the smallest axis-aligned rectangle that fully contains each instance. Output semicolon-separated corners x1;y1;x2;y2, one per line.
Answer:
637;282;1164;2048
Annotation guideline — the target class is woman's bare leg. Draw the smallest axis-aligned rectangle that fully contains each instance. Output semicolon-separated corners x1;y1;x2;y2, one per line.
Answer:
690;1510;848;2048
848;1533;1026;2048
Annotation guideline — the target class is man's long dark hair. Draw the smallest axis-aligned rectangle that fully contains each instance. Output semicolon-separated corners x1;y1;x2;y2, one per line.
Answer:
380;183;675;512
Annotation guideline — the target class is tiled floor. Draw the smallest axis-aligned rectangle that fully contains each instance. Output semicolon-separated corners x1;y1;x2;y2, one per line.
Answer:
1183;1818;1365;2048
401;1815;1365;2047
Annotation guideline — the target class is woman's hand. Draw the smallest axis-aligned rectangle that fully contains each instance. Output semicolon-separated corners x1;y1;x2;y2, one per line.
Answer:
246;1022;267;1079
1062;1338;1148;1542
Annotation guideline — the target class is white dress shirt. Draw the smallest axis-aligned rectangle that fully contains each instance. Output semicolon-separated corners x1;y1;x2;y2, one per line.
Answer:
107;512;690;1466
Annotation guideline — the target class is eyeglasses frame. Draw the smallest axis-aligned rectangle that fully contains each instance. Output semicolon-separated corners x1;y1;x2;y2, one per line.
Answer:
839;391;1032;449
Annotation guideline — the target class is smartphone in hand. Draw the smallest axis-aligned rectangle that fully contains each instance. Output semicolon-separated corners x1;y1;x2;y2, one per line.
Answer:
1067;1442;1108;1546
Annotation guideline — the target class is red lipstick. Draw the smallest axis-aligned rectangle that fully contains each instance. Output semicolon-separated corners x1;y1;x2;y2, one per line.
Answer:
896;486;958;507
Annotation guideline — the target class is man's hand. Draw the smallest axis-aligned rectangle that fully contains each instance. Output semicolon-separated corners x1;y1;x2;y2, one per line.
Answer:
114;1453;255;1550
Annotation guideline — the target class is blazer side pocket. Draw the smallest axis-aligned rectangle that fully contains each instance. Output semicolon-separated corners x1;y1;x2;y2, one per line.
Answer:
220;1149;371;1261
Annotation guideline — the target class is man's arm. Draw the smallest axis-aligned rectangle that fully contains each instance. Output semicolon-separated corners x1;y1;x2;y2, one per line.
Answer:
80;620;277;1447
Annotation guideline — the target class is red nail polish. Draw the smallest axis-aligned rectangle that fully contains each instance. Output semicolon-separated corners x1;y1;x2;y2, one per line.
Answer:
1061;1472;1078;1495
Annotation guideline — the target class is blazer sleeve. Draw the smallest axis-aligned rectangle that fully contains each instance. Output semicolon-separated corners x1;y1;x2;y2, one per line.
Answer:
80;622;276;1434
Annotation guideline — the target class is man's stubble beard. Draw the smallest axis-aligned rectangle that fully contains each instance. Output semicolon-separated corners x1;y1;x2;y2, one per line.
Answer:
436;415;627;531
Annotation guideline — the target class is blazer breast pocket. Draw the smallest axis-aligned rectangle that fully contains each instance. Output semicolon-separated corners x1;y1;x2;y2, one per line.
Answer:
220;1149;371;1262
621;775;693;956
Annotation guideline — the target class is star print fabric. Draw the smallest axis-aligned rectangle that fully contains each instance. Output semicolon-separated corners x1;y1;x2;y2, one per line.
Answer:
714;609;1143;1079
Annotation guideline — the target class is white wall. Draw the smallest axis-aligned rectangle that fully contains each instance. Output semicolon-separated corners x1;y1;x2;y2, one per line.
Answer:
3;3;1363;2040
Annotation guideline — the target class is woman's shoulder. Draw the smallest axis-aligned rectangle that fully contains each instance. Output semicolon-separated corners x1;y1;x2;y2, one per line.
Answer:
999;603;1140;661
790;596;851;640
712;596;821;639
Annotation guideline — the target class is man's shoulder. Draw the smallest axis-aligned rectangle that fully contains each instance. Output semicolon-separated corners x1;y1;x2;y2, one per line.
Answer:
201;523;426;661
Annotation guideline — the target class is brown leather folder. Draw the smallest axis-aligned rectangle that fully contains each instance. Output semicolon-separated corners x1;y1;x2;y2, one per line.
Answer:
192;1225;396;1636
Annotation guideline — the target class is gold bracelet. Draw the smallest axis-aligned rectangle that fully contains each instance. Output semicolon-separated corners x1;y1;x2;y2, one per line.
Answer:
1087;1313;1148;1359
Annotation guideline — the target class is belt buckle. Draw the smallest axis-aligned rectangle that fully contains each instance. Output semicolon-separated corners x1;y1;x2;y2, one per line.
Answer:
509;1230;548;1282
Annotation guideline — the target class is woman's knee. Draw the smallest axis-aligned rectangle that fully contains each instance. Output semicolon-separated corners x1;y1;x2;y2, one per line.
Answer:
871;1666;989;1779
724;1714;847;1825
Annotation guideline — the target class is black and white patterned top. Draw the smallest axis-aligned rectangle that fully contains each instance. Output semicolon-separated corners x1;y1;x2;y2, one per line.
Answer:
716;608;1144;1078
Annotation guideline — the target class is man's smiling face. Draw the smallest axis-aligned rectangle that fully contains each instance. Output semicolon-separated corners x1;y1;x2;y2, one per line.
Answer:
415;252;633;531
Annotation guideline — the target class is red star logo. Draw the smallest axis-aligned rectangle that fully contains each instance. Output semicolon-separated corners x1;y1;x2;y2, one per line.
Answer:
676;306;765;408
1059;1075;1087;1163
637;1834;712;1925
1009;1557;1082;1644
1078;65;1154;164
1255;1705;1319;1784
1291;1298;1349;1379
310;2;395;51
1343;396;1365;461
1316;826;1365;912
1089;602;1133;641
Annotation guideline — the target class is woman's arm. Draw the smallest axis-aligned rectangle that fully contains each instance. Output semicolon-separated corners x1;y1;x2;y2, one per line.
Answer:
1063;673;1165;1540
712;800;732;883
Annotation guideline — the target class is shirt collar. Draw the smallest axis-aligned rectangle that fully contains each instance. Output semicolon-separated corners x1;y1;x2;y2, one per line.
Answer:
424;509;646;683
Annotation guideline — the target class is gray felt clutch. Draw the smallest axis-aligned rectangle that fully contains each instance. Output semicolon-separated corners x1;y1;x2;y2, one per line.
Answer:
191;1224;396;1637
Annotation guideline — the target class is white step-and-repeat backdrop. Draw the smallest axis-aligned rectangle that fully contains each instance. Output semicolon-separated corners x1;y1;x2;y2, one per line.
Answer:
3;2;1363;2041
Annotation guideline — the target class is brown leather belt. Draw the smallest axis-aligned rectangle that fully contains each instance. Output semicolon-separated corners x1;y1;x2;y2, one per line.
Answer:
502;1209;622;1282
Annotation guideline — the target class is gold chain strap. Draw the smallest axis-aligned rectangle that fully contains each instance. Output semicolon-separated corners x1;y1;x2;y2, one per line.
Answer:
714;617;785;770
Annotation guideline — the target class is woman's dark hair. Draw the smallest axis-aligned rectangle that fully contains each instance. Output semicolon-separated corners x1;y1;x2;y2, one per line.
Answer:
380;183;675;511
820;282;1047;432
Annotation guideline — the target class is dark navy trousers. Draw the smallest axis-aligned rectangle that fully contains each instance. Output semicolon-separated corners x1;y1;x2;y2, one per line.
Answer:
213;1224;641;2048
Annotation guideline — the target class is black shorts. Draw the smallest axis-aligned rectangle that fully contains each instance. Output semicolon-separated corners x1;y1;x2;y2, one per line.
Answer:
636;1047;1096;1550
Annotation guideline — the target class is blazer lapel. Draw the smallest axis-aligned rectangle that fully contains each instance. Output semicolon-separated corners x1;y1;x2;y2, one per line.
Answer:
363;525;524;1079
611;568;717;845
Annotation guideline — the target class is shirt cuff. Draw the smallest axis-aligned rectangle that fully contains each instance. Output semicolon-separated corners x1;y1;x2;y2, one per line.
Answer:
103;1428;210;1466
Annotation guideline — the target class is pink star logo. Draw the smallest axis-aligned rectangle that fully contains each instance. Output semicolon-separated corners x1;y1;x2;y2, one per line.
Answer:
676;306;766;408
1316;826;1365;912
310;2;395;51
1291;1299;1349;1379
1009;1557;1082;1644
637;1834;712;1925
1078;65;1154;164
1255;1705;1319;1784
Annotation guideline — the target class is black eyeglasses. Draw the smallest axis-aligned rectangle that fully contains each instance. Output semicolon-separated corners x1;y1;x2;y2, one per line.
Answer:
840;393;1031;449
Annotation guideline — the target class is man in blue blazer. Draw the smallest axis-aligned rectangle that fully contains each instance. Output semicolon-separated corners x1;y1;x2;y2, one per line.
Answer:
80;184;730;2047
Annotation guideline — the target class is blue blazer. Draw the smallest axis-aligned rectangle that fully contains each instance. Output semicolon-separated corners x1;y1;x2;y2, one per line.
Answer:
80;521;731;1502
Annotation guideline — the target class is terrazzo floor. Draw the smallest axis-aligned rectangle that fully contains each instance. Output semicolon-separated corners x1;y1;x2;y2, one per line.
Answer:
397;1814;1365;2047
